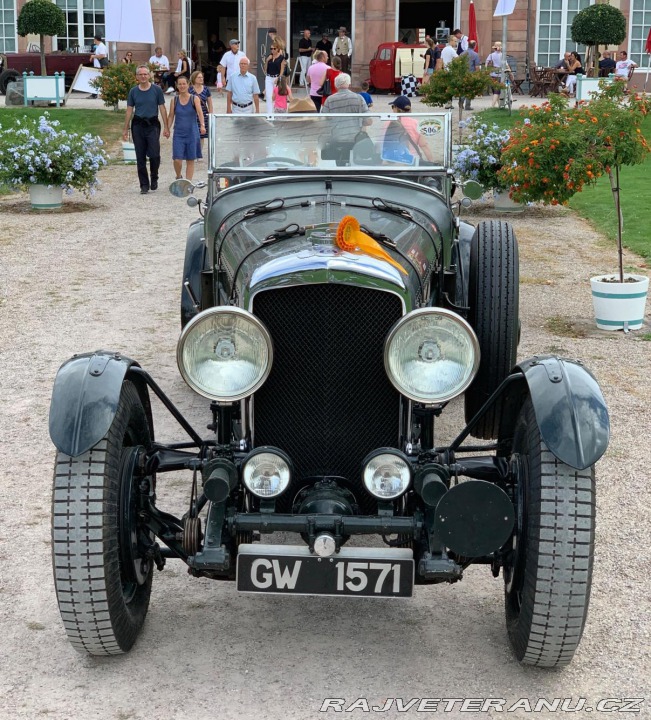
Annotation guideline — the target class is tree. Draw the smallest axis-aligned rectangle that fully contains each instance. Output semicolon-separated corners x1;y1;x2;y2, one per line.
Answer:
17;0;66;76
419;56;498;131
571;3;627;77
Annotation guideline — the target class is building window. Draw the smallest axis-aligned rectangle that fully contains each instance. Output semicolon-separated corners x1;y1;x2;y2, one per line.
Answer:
536;0;592;67
55;0;104;52
0;0;17;52
630;0;650;68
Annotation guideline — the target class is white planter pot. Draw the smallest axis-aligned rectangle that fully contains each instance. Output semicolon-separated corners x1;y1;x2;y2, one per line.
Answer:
29;184;63;210
590;274;649;331
492;188;524;213
122;141;137;163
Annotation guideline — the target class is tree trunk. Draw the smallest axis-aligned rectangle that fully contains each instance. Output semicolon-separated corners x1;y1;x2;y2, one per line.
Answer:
608;166;625;283
40;33;46;76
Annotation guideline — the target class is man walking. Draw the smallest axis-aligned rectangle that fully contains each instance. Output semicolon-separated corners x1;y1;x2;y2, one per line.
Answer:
298;29;313;86
461;40;481;109
217;39;246;90
332;27;353;75
123;65;170;194
226;57;260;114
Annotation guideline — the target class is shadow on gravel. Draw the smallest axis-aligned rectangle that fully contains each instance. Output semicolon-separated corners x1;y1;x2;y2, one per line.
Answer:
0;200;96;214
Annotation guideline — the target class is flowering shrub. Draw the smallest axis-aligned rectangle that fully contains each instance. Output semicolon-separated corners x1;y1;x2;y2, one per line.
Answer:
499;81;650;281
0;113;108;195
90;62;138;108
499;83;650;206
453;120;511;190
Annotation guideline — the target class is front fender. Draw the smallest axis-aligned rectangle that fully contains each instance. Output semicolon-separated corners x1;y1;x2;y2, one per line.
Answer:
501;356;609;470
49;351;153;457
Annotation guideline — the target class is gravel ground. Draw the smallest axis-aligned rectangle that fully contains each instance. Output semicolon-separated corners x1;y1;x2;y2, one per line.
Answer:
0;98;650;719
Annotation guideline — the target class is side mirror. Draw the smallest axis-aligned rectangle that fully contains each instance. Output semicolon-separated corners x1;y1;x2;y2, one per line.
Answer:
169;179;195;197
462;180;483;201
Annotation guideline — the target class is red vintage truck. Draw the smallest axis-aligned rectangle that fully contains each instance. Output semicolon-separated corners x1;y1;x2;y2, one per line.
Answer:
368;41;431;93
0;52;92;94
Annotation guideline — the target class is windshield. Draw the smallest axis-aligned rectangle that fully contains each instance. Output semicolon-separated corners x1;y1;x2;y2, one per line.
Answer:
208;112;451;174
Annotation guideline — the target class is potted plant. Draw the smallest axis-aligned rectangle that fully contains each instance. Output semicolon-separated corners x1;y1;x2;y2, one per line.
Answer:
90;62;138;111
453;119;519;211
500;83;650;330
17;0;66;77
0;113;108;209
420;56;499;130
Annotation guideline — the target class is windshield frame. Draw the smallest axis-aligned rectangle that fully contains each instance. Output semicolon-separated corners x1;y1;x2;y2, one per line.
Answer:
208;112;452;177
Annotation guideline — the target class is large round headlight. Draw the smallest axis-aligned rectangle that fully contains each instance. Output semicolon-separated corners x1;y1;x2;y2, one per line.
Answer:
243;448;292;498
177;307;272;401
362;449;412;500
384;308;480;404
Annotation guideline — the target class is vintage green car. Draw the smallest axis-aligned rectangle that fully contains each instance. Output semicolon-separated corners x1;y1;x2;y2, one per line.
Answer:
49;112;609;666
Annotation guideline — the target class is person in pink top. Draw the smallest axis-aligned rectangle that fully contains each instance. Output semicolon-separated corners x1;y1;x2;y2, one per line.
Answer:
272;75;293;113
306;50;329;111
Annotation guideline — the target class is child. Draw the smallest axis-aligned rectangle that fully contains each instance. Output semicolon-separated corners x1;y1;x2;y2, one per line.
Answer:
358;81;373;108
272;75;293;113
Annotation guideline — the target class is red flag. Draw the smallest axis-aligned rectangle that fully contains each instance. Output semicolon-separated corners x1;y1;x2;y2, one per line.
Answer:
468;0;478;52
646;27;651;54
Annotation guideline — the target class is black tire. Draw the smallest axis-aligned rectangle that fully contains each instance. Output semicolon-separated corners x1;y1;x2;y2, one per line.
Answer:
464;220;519;439
0;69;19;95
503;399;595;667
52;381;154;656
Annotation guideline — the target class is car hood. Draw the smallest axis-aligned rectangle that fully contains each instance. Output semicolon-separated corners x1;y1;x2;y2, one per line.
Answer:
206;176;453;312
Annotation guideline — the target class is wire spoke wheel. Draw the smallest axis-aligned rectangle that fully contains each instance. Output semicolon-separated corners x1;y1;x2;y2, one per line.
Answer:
51;380;154;656
503;398;596;668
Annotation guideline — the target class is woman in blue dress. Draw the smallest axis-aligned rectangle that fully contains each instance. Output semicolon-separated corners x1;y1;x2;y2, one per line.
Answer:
189;70;213;158
168;76;205;180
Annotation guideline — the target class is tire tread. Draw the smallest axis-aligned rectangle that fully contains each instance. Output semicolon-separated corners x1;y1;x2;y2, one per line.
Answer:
51;382;152;656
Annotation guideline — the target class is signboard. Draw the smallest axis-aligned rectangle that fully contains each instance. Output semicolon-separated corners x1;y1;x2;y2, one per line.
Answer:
494;0;516;16
66;65;102;98
105;0;155;43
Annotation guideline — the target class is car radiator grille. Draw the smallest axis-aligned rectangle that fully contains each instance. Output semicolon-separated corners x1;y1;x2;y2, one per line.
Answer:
252;284;403;510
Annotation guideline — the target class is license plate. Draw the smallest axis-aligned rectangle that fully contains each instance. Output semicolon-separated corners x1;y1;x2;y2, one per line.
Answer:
237;544;414;598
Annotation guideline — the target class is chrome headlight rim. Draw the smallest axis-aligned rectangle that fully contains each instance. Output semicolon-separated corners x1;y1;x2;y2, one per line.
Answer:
177;306;273;402
362;447;413;500
242;446;293;498
384;307;480;405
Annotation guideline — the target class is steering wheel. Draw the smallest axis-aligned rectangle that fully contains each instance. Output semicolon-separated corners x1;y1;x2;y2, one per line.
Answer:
246;157;305;168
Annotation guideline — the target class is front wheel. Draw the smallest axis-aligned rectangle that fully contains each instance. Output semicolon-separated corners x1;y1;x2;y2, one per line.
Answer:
0;69;19;94
503;399;595;667
464;220;519;438
51;380;154;655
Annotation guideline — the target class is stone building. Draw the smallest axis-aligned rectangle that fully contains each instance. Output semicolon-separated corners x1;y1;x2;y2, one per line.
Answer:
2;0;650;84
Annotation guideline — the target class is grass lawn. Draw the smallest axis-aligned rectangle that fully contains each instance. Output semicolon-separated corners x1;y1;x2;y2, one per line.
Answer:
475;107;651;262
0;106;124;149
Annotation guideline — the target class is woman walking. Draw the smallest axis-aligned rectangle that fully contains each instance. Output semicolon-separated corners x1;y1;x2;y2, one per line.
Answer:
306;50;329;112
264;42;287;114
168;76;205;180
189;70;213;156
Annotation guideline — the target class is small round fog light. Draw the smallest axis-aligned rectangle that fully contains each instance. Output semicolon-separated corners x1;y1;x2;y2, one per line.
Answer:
242;448;292;498
362;450;412;500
